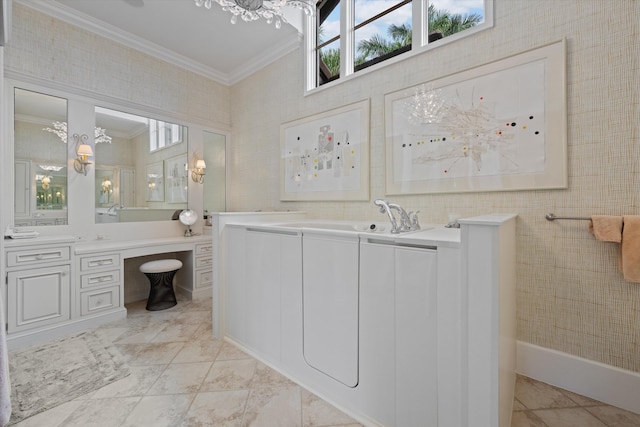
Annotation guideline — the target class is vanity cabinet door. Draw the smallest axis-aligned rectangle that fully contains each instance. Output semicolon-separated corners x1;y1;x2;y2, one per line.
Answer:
7;264;71;333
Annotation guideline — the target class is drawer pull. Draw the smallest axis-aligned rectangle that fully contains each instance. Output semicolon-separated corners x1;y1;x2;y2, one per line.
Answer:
89;259;113;267
88;275;113;284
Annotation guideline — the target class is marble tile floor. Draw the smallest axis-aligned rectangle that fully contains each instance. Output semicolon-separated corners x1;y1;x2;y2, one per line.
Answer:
12;298;363;427
512;375;640;427
11;297;640;427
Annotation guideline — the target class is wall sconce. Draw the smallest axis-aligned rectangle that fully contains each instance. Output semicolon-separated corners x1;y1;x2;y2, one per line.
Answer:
191;158;206;184
41;175;51;190
72;133;93;176
102;177;112;192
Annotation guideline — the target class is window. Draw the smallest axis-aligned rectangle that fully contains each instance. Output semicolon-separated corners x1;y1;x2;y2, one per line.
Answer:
309;0;493;90
149;119;184;152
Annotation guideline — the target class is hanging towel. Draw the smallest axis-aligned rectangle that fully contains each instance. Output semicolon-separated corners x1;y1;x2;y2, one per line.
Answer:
621;215;640;283
588;215;623;242
0;291;11;426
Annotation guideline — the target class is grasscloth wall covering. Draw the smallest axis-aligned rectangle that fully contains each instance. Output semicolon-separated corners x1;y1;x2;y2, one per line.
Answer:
229;0;640;372
5;4;231;129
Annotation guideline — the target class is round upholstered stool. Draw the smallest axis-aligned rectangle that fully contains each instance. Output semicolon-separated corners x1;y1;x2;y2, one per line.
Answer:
139;259;182;311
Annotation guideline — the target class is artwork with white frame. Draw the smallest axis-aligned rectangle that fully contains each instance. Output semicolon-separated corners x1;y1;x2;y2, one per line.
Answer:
280;100;370;201
384;40;567;194
165;154;188;204
145;161;164;202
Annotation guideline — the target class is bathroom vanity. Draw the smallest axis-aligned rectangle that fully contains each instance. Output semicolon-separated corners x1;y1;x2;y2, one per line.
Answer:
222;214;517;427
3;234;212;350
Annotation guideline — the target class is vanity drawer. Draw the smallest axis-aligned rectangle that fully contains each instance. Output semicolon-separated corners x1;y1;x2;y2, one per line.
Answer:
195;269;213;288
6;246;71;267
80;253;120;271
80;269;121;289
196;243;213;256
80;286;120;316
195;255;213;269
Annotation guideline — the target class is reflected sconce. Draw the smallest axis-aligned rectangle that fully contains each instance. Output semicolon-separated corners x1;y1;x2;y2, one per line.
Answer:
102;177;112;192
191;158;206;184
72;133;93;176
41;175;51;190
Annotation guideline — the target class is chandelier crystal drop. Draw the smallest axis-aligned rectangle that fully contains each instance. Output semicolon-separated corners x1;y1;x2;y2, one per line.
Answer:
43;121;112;144
195;0;314;29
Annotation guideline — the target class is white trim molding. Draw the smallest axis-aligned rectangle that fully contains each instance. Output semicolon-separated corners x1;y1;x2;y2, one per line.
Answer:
517;341;640;415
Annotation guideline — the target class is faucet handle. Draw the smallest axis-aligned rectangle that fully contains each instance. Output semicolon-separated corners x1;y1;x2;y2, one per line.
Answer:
409;211;421;230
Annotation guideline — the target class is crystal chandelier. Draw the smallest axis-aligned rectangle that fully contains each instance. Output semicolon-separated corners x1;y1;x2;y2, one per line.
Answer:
195;0;314;29
43;121;112;144
407;84;446;125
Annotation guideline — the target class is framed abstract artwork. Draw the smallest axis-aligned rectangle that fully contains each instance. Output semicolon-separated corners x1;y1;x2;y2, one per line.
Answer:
280;100;370;201
384;40;567;194
145;161;164;202
164;154;188;204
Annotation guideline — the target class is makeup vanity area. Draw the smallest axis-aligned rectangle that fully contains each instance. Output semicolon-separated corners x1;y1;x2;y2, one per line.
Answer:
1;80;228;351
3;233;212;350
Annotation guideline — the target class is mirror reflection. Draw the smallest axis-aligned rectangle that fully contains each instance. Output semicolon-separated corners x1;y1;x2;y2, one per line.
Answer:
14;88;68;227
203;130;226;213
94;107;188;223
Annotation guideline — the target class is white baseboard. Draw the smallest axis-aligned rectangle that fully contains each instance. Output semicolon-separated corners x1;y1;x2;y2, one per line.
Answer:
516;341;640;414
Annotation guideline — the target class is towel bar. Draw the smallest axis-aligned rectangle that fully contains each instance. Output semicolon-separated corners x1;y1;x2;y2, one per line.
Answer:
545;213;591;221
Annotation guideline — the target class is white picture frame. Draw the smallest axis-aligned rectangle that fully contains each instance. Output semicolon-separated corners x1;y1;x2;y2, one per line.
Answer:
384;40;567;195
280;99;370;201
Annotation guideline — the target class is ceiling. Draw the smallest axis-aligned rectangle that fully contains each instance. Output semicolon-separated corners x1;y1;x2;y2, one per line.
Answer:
19;0;304;85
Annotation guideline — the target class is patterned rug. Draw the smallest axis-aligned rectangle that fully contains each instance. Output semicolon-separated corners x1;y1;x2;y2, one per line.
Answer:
8;330;130;424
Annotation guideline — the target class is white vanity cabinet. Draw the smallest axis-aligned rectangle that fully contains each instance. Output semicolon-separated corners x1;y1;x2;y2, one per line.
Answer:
359;240;438;426
5;242;72;333
194;242;213;294
77;252;122;317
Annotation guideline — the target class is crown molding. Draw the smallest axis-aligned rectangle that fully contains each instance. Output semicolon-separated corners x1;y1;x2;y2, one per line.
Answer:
16;0;299;86
227;34;301;85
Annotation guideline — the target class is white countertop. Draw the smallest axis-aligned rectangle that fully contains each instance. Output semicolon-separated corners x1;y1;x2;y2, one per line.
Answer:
75;234;211;255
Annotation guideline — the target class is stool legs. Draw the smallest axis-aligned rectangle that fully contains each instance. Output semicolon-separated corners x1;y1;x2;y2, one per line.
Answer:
144;269;178;311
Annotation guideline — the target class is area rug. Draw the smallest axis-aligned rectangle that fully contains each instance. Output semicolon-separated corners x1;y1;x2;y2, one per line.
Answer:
8;330;130;424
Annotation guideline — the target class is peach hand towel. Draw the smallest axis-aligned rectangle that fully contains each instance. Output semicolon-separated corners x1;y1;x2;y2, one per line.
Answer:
621;215;640;283
588;215;623;242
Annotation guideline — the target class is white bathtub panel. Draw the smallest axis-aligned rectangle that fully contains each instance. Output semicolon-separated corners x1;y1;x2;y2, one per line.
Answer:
302;233;359;387
395;246;438;426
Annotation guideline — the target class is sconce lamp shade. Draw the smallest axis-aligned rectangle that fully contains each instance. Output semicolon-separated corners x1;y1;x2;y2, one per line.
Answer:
73;133;93;176
191;158;206;184
76;144;93;158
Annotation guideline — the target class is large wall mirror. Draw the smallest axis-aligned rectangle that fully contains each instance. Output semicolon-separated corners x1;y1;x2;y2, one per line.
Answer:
203;130;226;213
94;107;188;223
13;88;69;227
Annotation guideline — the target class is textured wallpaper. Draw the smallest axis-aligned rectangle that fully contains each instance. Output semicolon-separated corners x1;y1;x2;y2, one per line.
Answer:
5;4;231;129
229;0;640;372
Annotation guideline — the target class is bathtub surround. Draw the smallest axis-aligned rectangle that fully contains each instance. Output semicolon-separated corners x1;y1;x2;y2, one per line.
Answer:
223;214;517;426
